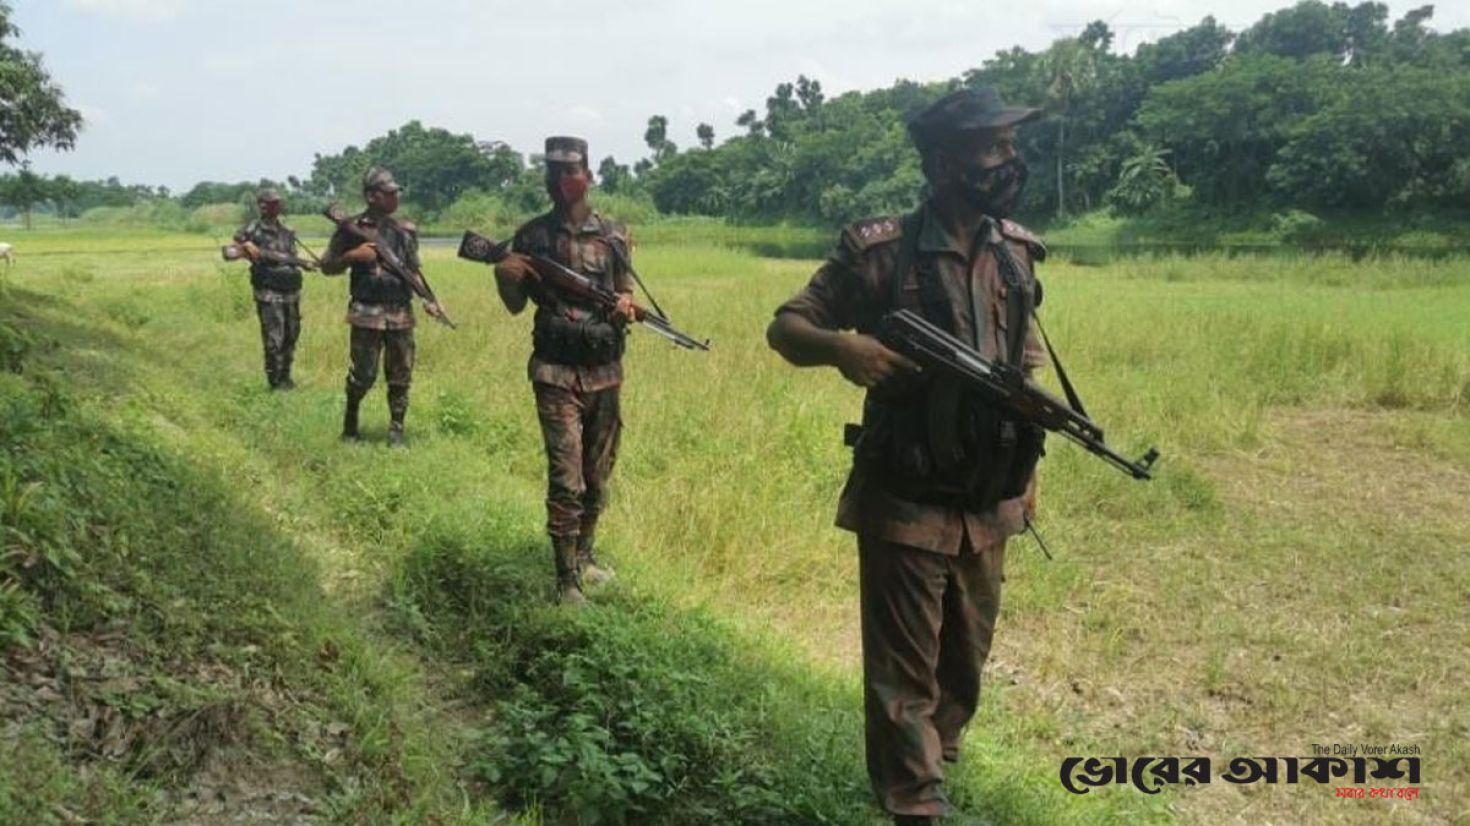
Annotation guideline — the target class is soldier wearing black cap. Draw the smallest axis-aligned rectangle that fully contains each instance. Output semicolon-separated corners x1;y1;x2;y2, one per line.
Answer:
493;136;636;605
321;166;448;446
234;187;308;390
767;88;1050;824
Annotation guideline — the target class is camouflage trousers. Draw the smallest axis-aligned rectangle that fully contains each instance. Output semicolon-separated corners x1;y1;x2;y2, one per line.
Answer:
858;533;1006;817
347;326;415;390
534;383;622;542
255;298;301;387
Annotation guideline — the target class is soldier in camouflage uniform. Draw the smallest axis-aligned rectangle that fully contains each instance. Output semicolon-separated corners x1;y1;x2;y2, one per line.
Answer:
234;188;306;390
767;88;1049;825
320;166;448;447
493;136;636;605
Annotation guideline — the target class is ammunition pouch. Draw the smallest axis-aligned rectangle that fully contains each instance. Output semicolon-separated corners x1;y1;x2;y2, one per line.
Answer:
533;314;625;367
349;266;413;306
251;263;302;294
852;376;1044;514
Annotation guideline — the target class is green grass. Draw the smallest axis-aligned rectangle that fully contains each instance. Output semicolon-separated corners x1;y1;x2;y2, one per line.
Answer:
1041;205;1470;253
3;227;1468;824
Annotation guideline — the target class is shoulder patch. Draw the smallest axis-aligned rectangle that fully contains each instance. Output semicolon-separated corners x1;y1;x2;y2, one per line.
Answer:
841;216;902;253
395;218;417;233
999;218;1047;262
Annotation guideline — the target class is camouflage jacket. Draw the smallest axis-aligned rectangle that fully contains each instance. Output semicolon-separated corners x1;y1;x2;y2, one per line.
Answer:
511;209;635;391
235;218;302;296
325;211;421;330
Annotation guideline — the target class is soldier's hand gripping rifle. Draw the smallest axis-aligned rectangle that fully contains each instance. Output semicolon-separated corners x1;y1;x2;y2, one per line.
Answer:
322;203;457;330
220;241;319;271
877;309;1159;480
456;230;709;351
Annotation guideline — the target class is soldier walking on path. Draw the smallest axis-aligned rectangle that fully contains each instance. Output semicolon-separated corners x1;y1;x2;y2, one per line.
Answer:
233;188;309;391
320;166;449;447
493;136;636;605
767;88;1050;825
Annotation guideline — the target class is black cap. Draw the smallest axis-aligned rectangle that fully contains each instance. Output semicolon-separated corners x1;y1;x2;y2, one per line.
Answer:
908;87;1042;147
256;187;281;202
545;136;588;164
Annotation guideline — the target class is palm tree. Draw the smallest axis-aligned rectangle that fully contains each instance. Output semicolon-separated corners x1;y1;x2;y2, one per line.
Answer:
1041;38;1098;219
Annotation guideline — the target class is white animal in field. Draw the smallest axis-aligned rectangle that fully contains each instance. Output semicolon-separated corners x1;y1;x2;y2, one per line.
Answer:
0;243;13;266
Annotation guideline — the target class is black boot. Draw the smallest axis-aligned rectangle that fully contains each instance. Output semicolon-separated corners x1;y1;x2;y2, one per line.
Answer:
387;385;409;448
553;537;586;605
342;382;366;441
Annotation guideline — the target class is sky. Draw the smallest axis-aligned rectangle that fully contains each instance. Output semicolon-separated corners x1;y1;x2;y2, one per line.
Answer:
11;0;1470;192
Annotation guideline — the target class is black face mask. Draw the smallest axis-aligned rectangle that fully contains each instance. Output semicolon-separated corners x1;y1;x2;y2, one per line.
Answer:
957;156;1028;218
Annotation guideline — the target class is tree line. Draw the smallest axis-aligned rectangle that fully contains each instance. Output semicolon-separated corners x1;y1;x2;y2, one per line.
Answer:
4;1;1468;231
637;2;1470;225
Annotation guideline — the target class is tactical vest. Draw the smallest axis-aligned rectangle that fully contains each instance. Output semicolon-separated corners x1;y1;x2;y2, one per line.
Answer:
856;212;1046;513
526;216;626;367
348;217;414;306
244;221;303;293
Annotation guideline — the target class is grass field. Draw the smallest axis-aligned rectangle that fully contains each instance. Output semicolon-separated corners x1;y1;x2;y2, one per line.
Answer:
2;226;1467;825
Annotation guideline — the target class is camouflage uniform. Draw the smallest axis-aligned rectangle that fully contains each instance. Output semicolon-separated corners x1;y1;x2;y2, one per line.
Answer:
323;169;422;441
776;193;1049;816
511;138;635;593
234;212;304;389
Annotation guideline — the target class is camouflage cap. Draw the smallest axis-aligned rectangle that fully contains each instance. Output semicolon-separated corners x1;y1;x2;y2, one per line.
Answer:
544;136;588;165
362;166;402;193
907;87;1042;148
256;187;282;202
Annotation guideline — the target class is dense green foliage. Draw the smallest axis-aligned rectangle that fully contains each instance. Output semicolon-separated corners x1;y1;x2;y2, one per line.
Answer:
398;533;874;824
0;297;506;824
0;1;81;165
10;1;1468;239
639;2;1470;223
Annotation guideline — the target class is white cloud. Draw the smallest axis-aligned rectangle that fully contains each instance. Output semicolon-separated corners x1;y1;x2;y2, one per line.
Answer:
76;104;109;127
65;0;187;22
128;81;160;102
564;105;605;124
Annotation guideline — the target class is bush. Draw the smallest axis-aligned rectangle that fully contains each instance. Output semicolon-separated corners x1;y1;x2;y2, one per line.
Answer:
1269;208;1326;242
396;533;871;825
186;202;246;233
592;191;661;227
438;189;525;235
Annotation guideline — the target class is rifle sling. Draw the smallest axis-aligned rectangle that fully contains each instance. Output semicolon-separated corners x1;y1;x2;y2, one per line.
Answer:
989;230;1088;419
1030;307;1086;419
889;211;951;327
602;222;669;321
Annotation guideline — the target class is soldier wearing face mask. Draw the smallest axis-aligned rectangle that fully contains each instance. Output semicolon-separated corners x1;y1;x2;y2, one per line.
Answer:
493;136;636;605
766;88;1050;825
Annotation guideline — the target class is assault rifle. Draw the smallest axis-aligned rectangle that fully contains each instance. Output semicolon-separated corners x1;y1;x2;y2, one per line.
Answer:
220;242;319;271
877;309;1159;481
456;229;709;351
323;204;457;329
